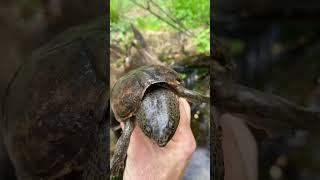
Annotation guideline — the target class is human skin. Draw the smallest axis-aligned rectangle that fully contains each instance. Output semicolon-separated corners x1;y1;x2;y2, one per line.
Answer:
121;98;196;180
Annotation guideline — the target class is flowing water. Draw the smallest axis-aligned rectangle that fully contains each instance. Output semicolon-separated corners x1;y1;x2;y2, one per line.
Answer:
173;64;210;180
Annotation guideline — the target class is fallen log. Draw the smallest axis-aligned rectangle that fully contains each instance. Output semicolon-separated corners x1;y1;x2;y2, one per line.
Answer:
213;80;320;135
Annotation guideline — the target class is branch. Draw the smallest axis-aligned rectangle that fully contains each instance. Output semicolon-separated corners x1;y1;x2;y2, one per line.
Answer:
129;24;162;66
130;0;193;36
212;80;320;135
148;0;192;35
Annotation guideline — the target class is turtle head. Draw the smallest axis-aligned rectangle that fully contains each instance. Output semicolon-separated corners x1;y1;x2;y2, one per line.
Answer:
136;86;180;147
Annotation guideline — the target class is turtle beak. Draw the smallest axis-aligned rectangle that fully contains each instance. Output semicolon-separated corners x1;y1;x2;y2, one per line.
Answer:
156;138;169;147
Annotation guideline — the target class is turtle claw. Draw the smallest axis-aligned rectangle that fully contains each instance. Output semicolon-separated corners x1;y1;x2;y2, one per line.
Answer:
110;159;125;177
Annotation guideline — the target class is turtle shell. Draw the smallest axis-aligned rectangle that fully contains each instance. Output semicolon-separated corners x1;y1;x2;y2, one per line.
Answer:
2;23;107;179
111;65;183;122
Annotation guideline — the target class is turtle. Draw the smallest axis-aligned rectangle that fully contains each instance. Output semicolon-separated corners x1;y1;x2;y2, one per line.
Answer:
1;20;109;180
110;64;209;176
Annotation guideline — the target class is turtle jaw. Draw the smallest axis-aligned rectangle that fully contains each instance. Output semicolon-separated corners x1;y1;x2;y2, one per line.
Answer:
153;131;175;147
156;141;168;147
158;142;168;147
156;138;169;147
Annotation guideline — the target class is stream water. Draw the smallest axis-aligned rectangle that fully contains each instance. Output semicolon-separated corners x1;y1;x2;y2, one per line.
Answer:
173;64;210;180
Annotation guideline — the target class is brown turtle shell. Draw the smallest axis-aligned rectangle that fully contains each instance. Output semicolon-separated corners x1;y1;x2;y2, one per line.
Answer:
111;65;183;122
2;23;107;179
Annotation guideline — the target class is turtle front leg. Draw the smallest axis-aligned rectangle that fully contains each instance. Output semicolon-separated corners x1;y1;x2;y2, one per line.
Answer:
176;86;210;103
110;120;134;177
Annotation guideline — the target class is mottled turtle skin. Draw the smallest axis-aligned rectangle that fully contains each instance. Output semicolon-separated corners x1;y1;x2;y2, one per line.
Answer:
110;65;209;176
136;86;180;146
1;20;108;180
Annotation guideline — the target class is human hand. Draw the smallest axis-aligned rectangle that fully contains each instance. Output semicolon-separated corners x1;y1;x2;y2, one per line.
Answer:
122;98;196;180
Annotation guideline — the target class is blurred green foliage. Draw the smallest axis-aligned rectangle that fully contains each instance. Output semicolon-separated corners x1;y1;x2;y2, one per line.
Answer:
110;0;210;54
168;0;209;28
110;0;132;24
17;0;41;18
168;0;210;53
193;29;210;54
136;16;168;31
